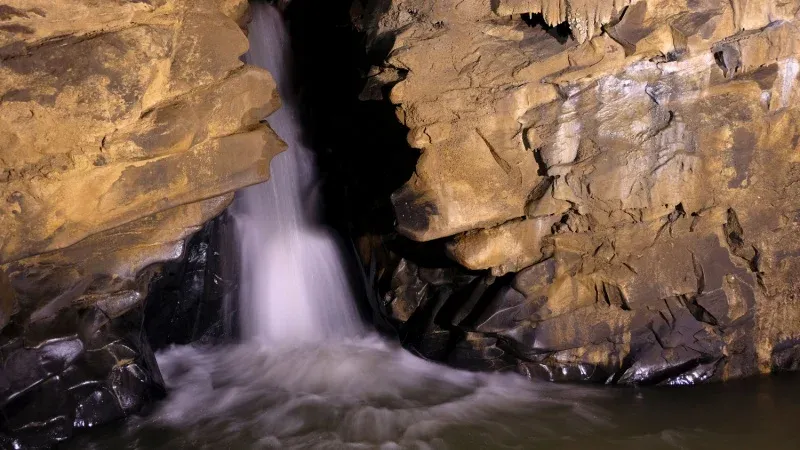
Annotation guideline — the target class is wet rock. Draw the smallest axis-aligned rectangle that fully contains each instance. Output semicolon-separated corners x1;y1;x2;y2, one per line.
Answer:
474;285;535;334
384;259;431;323
379;255;491;361
72;385;124;429
0;308;163;447
616;298;726;385
144;213;238;349
772;339;800;372
0;273;13;331
446;332;514;372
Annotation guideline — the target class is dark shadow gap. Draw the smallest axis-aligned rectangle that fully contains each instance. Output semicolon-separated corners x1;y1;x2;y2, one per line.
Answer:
282;0;419;331
520;12;572;44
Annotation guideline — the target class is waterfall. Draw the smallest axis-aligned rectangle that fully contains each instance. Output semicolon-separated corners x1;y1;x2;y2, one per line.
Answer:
231;4;363;343
73;5;606;449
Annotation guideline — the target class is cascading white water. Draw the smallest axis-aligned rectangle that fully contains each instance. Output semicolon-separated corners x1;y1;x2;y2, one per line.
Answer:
232;4;363;343
70;5;607;449
65;6;800;450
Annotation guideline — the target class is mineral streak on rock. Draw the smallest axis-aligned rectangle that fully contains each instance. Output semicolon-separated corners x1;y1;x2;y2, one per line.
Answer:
361;0;800;383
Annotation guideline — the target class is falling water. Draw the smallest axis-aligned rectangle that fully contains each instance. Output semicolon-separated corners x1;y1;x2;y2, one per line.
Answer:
69;4;601;449
66;4;800;450
231;2;363;344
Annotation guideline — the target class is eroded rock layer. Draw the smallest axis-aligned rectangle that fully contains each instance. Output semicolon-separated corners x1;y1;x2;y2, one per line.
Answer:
0;0;283;444
360;0;800;383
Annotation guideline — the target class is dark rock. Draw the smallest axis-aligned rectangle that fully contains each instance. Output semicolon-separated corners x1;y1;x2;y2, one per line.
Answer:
144;213;238;350
384;258;430;323
474;286;532;333
772;339;800;372
0;272;14;330
72;385;124;429
519;360;612;383
4;414;72;449
109;363;158;414
365;231;766;385
446;332;514;372
0;307;164;448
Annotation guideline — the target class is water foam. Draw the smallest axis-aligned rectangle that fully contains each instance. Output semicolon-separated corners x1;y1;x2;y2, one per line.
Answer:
124;338;605;449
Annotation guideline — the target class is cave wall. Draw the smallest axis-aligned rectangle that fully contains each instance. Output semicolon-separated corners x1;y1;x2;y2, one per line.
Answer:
2;0;800;443
357;0;800;384
0;0;283;444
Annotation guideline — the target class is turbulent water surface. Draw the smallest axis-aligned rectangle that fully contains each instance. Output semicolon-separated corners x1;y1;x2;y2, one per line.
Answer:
68;4;800;449
67;341;800;449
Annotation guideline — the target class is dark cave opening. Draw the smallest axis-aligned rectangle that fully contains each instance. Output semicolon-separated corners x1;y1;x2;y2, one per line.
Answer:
281;0;429;332
282;0;417;238
520;12;572;44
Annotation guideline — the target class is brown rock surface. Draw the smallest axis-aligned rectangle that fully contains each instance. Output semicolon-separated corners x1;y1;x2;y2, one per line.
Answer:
0;0;282;328
0;0;281;444
363;0;800;382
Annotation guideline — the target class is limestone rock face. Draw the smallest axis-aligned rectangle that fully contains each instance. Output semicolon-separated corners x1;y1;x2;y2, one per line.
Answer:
0;0;282;264
0;0;282;444
0;0;283;325
362;0;800;383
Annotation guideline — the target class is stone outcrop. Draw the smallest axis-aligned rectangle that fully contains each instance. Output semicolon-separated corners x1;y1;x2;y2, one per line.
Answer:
359;0;800;383
0;0;283;445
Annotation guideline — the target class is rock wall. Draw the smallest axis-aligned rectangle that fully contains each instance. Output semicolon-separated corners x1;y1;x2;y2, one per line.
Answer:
0;0;283;445
359;0;800;383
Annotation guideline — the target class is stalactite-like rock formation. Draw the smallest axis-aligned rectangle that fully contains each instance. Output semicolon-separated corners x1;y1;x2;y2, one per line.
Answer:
0;0;283;445
359;0;800;383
